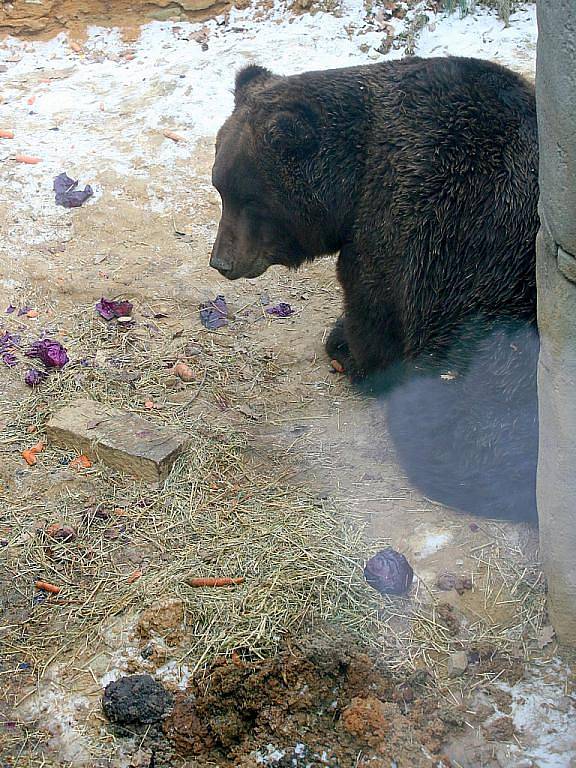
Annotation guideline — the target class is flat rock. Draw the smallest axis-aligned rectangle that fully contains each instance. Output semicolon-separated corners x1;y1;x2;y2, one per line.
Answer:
46;399;188;483
447;650;469;678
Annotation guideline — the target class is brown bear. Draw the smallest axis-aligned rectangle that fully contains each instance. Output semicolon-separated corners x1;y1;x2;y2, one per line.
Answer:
210;57;539;523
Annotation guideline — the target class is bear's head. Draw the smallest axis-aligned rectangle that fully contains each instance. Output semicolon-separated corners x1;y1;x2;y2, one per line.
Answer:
210;65;338;280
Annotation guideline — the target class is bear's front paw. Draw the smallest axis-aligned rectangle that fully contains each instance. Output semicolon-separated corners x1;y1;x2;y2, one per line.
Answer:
325;317;349;359
325;317;363;378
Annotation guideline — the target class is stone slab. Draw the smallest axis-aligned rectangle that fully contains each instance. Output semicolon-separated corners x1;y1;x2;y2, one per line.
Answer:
46;399;188;483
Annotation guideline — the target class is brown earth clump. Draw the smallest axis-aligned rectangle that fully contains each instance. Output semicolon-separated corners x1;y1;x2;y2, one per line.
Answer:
0;0;229;39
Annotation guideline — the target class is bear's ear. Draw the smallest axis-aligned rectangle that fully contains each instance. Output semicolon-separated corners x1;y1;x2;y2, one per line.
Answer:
264;102;320;159
235;64;274;106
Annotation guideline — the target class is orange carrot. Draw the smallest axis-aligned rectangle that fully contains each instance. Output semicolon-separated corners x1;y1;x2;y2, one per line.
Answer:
15;155;41;164
27;96;36;106
0;130;14;139
330;359;345;373
69;454;92;470
187;577;245;587
35;580;61;594
127;570;142;584
22;441;45;466
26;309;38;318
163;129;184;143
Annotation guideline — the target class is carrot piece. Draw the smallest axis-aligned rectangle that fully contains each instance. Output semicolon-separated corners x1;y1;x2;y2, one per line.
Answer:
35;581;61;594
163;129;184;143
69;454;92;470
127;570;142;584
0;130;14;139
26;309;38;318
27;96;36;106
330;359;345;373
187;577;245;587
15;155;41;164
22;441;45;466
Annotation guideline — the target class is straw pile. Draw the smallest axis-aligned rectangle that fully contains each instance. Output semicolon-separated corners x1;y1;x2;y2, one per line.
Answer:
0;299;548;765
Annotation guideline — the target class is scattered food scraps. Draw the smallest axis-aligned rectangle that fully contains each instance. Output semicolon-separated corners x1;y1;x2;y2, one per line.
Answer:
436;572;473;595
69;454;92;470
45;523;77;542
173;361;195;382
24;368;47;386
162;129;184;142
127;570;143;584
6;304;16;314
26;339;69;368
0;331;20;349
200;295;228;330
266;302;294;317
34;580;61;594
26;309;38;318
54;172;94;208
95;297;133;320
21;441;45;466
364;548;414;596
0;130;14;139
17;306;31;316
330;359;345;373
1;352;18;367
187;576;245;587
14;155;41;164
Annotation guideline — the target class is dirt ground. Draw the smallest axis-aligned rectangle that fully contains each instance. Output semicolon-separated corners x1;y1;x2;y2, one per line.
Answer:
0;5;575;767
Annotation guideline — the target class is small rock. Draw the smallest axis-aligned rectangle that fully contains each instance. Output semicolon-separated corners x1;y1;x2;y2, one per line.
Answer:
102;674;173;724
447;651;468;677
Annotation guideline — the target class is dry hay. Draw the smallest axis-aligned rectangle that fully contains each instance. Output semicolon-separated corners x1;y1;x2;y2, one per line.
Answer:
0;298;548;764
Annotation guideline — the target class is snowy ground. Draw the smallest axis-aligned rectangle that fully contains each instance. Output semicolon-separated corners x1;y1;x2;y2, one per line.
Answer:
0;0;537;253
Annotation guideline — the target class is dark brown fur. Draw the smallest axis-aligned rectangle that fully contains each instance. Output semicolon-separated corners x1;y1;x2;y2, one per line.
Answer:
210;58;539;521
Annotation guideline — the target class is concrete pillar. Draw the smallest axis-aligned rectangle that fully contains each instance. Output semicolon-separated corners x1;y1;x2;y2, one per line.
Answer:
536;0;576;643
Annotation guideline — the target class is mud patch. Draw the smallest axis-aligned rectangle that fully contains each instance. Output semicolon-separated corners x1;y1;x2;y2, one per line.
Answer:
135;632;459;767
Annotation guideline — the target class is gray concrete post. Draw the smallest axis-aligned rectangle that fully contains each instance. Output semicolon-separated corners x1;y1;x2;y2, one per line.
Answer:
536;0;576;643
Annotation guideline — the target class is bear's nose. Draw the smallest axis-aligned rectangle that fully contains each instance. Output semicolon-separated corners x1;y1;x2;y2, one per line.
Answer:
210;229;234;275
210;252;232;275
